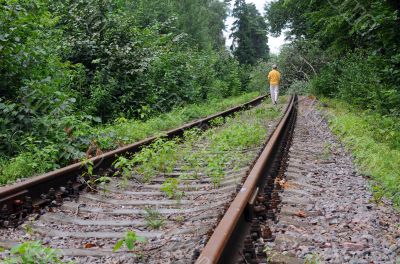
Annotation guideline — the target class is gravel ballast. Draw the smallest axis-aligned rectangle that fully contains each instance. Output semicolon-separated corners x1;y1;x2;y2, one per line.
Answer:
266;97;399;264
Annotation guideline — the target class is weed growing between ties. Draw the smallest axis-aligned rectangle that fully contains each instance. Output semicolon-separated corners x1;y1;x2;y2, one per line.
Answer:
305;253;321;264
112;156;135;188
161;178;184;200
0;93;260;185
144;207;165;230
96;176;112;196
263;245;279;262
132;138;180;182
320;99;400;207
80;158;111;195
180;128;204;178
174;215;185;223
108;138;182;191
1;241;71;264
107;102;283;199
113;230;146;253
80;159;98;192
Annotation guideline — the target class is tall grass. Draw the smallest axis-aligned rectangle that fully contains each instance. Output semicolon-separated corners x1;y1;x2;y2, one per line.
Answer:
0;92;261;185
321;99;400;207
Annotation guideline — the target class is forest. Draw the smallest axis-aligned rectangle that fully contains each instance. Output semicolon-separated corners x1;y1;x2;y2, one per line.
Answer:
265;0;400;204
267;0;400;115
1;1;399;263
0;0;268;182
0;0;399;203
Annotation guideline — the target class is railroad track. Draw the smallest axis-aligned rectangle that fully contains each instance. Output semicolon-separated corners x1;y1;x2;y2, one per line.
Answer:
0;95;266;228
0;95;297;264
197;95;297;264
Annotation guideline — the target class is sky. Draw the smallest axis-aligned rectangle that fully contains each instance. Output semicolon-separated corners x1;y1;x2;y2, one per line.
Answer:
224;0;286;54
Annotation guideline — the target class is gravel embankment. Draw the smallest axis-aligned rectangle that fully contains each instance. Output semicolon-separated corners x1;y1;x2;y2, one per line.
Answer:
267;97;399;264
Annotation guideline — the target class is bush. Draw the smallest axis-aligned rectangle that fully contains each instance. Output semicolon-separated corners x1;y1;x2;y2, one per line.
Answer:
311;52;400;116
248;61;270;94
309;62;340;97
0;0;253;185
287;80;310;95
0;93;258;184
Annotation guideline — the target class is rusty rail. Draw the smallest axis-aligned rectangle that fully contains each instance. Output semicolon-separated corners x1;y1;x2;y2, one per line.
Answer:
0;95;266;227
196;95;298;264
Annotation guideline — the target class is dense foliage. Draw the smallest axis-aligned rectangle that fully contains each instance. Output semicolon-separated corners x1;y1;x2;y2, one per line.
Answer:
0;92;259;184
231;0;269;65
266;0;400;116
0;0;272;182
265;0;400;205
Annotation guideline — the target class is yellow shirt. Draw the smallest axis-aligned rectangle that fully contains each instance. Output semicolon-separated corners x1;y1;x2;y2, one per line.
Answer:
268;69;281;85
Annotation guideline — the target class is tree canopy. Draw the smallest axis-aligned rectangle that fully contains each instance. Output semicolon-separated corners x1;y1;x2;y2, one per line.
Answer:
231;0;269;65
0;0;271;181
266;0;400;116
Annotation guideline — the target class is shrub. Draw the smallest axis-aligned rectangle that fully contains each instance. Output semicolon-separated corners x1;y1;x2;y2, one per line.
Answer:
311;52;400;116
287;80;310;95
309;63;340;97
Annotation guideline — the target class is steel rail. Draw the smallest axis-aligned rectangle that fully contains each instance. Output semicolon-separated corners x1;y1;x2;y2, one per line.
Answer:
0;95;266;221
196;94;297;264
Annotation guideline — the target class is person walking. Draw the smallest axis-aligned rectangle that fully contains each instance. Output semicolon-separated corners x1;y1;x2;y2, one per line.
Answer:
268;64;281;105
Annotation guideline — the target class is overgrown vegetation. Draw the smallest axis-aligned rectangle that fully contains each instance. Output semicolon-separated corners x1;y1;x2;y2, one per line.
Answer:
321;99;400;206
178;103;281;188
1;241;68;264
0;92;259;185
266;0;400;116
110;101;283;196
201;105;280;186
0;0;271;184
265;0;400;205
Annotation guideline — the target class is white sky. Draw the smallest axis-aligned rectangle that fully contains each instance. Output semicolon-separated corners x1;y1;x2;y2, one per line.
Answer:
224;0;286;54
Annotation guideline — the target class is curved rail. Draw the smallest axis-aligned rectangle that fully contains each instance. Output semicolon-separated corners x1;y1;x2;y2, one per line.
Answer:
0;95;266;226
196;95;298;264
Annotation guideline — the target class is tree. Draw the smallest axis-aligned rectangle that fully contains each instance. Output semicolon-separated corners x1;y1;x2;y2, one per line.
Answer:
231;0;269;65
130;0;229;51
265;0;400;115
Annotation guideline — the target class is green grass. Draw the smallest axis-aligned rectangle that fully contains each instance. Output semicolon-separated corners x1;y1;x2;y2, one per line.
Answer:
121;100;284;190
0;92;261;185
320;98;400;207
85;92;261;150
185;102;282;187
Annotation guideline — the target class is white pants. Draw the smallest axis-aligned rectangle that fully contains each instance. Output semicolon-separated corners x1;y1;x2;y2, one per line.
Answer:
270;85;279;103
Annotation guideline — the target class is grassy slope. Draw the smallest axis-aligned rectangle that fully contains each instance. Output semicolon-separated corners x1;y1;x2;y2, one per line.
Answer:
0;92;262;185
88;92;262;150
320;98;400;207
